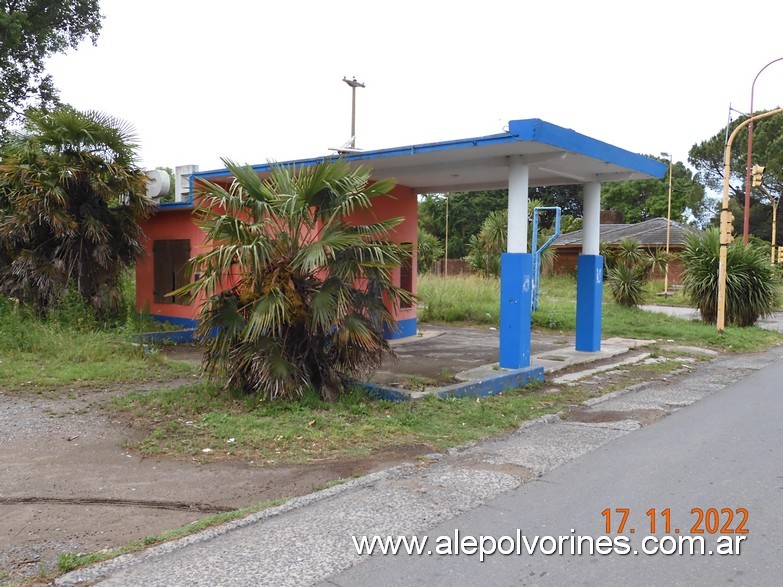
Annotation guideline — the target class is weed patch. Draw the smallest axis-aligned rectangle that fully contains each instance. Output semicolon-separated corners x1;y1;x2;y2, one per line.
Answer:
110;378;612;464
0;296;195;390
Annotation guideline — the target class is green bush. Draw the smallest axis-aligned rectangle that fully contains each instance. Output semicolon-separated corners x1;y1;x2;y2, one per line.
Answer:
681;228;778;326
605;238;664;307
607;263;647;307
417;228;444;273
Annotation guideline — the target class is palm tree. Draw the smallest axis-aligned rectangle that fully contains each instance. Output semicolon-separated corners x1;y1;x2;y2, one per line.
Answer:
417;228;444;273
466;209;507;277
0;107;153;315
465;200;558;278
681;228;777;326
606;238;654;307
175;159;414;401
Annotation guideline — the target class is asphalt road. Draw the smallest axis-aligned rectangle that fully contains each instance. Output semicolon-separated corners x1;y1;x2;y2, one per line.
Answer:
58;346;783;587
329;350;783;586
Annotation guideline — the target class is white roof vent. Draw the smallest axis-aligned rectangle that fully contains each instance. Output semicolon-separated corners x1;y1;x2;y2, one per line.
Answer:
145;169;171;200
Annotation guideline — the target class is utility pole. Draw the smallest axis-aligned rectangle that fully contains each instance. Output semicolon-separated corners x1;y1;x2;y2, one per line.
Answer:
743;57;783;243
342;77;365;148
660;152;673;296
717;108;783;331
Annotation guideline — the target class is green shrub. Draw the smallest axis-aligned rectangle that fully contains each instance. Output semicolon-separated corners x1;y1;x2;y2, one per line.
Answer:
605;238;663;307
681;228;778;326
417;228;444;273
607;263;647;307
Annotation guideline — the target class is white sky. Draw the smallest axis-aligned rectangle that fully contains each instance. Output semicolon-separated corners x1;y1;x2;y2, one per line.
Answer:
46;0;783;175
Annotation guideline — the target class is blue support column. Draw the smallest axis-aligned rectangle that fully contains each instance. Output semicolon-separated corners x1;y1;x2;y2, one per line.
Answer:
575;254;604;352
499;252;533;369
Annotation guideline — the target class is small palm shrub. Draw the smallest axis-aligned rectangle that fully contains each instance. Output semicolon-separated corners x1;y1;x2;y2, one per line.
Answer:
607;263;647;307
681;228;777;327
417;228;444;273
605;238;663;307
175;160;413;401
464;201;557;278
466;209;507;277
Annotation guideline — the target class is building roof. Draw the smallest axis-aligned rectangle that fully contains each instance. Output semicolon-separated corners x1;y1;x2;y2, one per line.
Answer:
193;119;666;194
552;217;700;248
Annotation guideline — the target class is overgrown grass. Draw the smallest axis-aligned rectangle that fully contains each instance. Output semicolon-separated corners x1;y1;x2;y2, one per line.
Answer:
643;279;689;306
601;305;782;351
56;497;287;575
109;352;698;464
417;273;782;352
418;273;500;323
110;381;594;463
0;297;195;390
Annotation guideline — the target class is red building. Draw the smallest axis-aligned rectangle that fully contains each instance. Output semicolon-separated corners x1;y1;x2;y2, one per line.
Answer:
135;166;419;338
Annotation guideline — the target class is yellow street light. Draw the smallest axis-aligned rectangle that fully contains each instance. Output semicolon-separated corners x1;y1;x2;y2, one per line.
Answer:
718;107;783;331
444;195;449;277
660;152;673;295
751;164;765;187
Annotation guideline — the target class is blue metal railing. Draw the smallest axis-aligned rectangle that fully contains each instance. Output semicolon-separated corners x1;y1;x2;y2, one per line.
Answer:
531;206;561;311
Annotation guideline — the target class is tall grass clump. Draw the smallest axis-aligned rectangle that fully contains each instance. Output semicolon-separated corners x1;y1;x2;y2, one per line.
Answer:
418;274;500;324
605;238;668;307
681;228;778;327
0;287;194;389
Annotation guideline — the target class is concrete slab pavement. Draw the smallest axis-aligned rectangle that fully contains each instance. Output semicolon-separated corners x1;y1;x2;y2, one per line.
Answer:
366;325;655;399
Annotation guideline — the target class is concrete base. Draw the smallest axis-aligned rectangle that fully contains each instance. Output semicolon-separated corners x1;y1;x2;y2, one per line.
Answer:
362;365;545;402
360;336;655;402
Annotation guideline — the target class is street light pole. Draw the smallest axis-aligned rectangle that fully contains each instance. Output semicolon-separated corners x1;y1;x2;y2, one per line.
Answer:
444;195;449;277
342;77;365;148
660;152;673;295
759;184;780;264
718;108;783;331
743;57;783;244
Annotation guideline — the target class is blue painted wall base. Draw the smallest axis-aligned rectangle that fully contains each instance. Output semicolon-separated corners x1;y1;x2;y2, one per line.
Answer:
132;329;197;345
499;253;533;369
383;317;418;340
149;314;198;329
575;254;603;352
362;365;545;402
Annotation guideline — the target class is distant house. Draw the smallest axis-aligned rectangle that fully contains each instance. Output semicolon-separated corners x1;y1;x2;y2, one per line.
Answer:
550;216;700;284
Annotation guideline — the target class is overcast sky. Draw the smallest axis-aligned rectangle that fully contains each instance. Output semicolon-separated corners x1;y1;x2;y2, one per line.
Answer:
46;0;783;175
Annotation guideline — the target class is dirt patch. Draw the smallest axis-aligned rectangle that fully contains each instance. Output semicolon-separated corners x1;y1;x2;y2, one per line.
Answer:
0;386;428;585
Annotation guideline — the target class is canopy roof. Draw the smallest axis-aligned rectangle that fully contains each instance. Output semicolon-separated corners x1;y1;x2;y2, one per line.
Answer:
195;118;666;193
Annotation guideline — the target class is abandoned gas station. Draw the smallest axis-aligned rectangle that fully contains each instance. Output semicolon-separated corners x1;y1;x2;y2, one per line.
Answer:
137;118;666;388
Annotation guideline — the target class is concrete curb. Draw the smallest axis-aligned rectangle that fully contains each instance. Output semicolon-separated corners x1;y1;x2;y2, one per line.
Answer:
56;463;419;587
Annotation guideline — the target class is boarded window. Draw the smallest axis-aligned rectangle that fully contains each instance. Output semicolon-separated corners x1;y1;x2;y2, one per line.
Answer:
153;239;191;304
400;242;413;309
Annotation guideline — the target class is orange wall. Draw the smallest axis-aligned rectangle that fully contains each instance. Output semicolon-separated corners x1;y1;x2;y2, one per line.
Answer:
136;207;208;323
135;182;419;327
345;183;418;325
